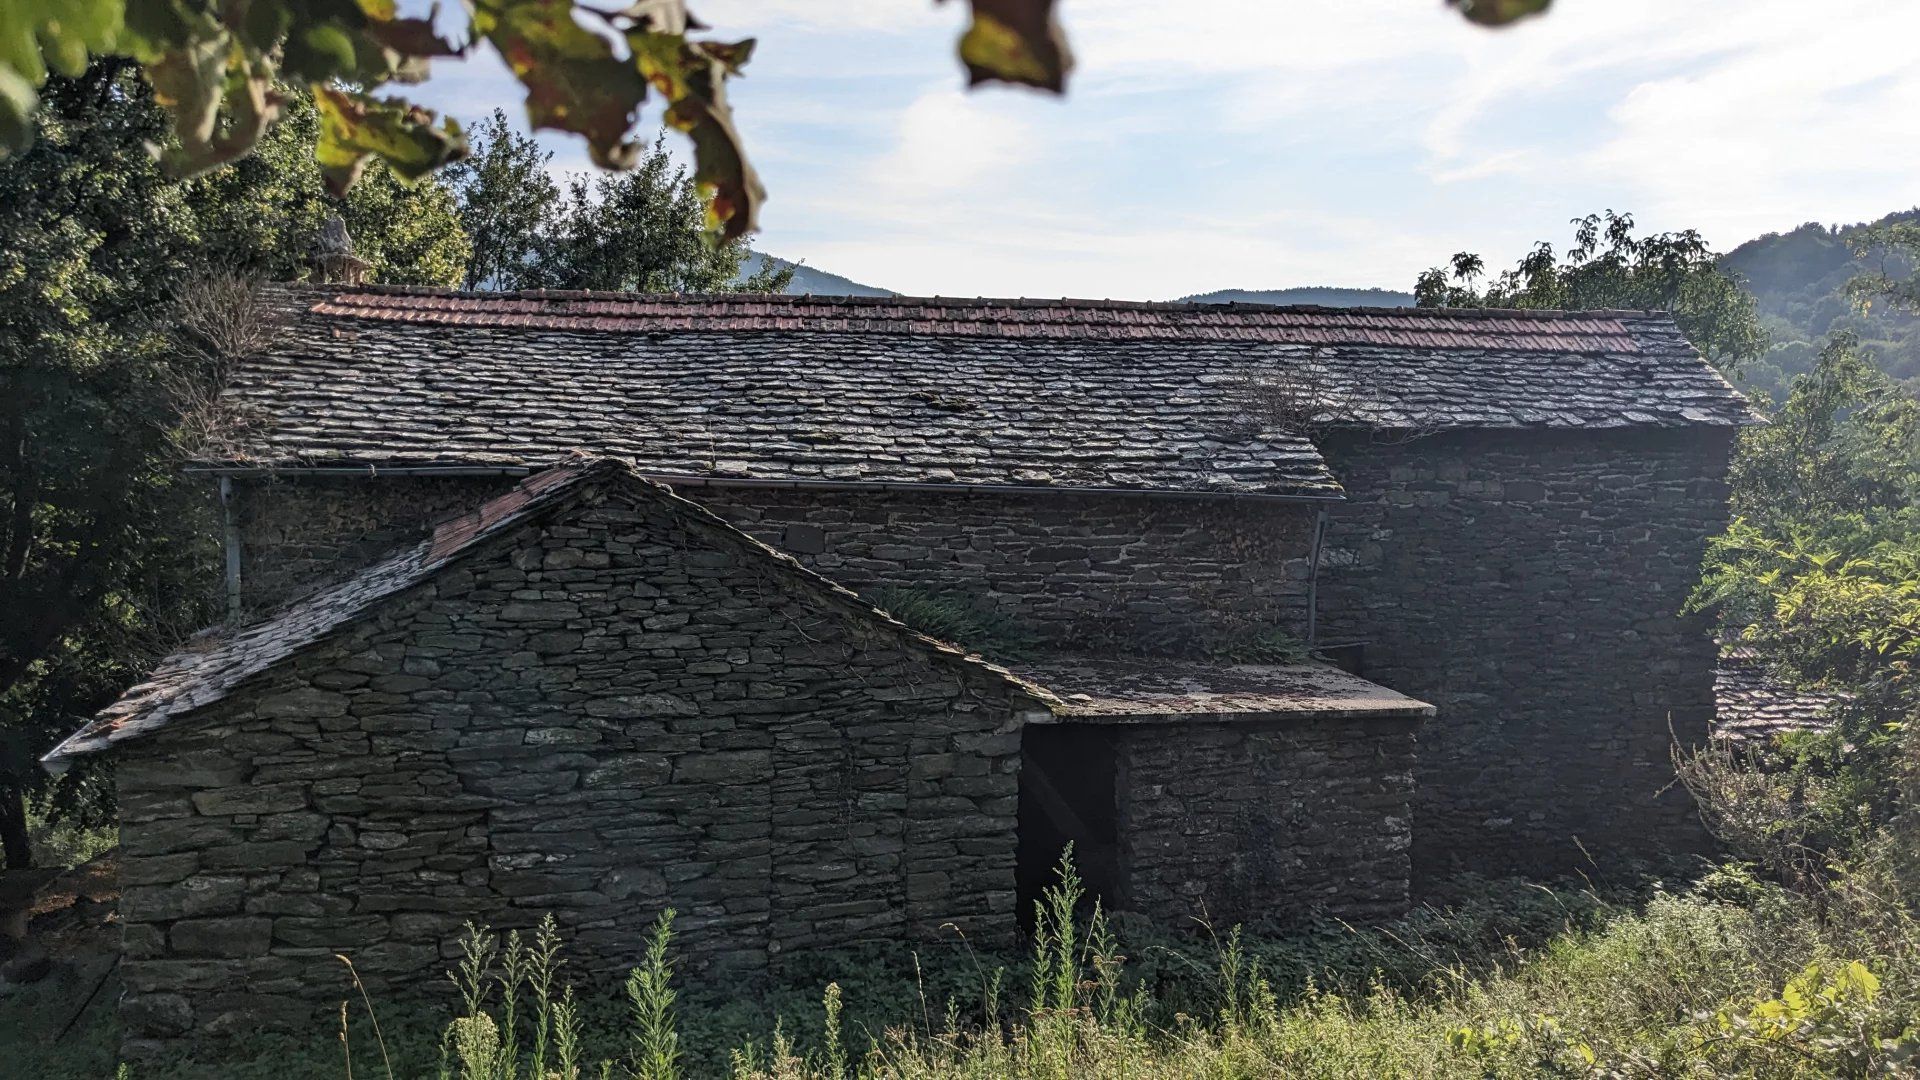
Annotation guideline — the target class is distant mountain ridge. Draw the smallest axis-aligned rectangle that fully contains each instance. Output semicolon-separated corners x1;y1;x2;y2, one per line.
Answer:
750;217;1920;399
737;259;1418;309
741;253;893;297
1177;286;1416;307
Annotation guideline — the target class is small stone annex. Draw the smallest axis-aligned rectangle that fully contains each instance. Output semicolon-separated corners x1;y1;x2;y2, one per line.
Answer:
45;286;1761;1051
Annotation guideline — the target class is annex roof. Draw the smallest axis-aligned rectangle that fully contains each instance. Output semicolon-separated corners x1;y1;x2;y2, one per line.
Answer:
1713;646;1843;742
42;458;1055;765
198;286;1756;499
1012;656;1434;723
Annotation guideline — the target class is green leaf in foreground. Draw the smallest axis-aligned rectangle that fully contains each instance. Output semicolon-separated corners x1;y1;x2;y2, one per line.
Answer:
946;0;1072;92
0;0;124;153
1449;0;1553;26
314;85;467;195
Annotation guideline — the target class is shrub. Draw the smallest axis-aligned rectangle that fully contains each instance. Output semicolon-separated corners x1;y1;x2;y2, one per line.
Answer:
867;587;1038;660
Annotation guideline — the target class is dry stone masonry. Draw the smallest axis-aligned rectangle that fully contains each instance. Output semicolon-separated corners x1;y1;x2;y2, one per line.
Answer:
1112;719;1418;924
1315;428;1734;875
76;466;1043;1052
49;287;1764;1053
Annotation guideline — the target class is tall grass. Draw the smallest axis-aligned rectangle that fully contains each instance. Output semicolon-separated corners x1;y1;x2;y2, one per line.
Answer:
308;850;1916;1080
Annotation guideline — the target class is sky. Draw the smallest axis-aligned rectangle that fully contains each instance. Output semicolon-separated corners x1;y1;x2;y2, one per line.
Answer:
397;0;1920;300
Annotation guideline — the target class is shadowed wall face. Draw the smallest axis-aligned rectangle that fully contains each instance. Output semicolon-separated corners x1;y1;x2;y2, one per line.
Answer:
235;478;1321;654
1314;428;1734;878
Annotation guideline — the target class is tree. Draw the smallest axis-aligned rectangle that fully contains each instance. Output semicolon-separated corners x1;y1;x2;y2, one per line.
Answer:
183;88;470;287
445;110;560;291
1;2;1549;242
338;158;471;288
1689;334;1920;855
1415;211;1767;374
0;62;217;868
537;135;792;294
1845;220;1920;317
0;63;474;870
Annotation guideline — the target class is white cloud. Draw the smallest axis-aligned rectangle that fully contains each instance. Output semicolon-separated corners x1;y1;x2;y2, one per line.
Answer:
876;89;1038;192
403;0;1920;297
1584;3;1920;241
696;0;944;35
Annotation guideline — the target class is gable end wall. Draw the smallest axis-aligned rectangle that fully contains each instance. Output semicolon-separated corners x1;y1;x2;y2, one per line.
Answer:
114;489;1028;1054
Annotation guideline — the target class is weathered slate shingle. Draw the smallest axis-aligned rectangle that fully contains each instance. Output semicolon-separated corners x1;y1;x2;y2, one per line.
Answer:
1714;646;1843;741
1012;656;1433;722
207;287;1756;497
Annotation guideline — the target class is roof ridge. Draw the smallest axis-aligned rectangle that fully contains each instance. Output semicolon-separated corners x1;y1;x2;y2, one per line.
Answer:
275;282;1672;322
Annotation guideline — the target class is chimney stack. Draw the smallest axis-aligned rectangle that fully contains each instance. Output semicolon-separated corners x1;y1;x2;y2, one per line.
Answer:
311;215;370;285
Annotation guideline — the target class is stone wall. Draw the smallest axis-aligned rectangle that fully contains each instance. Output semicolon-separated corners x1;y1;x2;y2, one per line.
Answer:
233;474;510;610
1110;719;1418;924
701;489;1319;654
1314;428;1734;878
234;477;1320;653
115;488;1031;1053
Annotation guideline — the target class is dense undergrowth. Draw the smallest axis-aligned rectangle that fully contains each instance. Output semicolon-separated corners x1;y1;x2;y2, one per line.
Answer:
30;844;1895;1080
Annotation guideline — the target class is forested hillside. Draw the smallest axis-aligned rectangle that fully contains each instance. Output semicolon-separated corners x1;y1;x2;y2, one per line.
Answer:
1722;210;1920;397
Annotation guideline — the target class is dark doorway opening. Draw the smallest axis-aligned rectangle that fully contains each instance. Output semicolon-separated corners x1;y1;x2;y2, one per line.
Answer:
1017;725;1123;924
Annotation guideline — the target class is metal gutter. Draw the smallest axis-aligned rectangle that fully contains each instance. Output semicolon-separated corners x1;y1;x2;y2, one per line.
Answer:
218;475;243;624
185;464;1347;504
1305;507;1328;648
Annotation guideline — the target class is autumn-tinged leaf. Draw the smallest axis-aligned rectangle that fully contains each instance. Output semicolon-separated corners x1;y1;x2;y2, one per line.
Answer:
313;84;466;194
471;0;650;169
1449;0;1552;27
944;0;1071;92
121;1;284;177
360;16;465;65
632;30;763;239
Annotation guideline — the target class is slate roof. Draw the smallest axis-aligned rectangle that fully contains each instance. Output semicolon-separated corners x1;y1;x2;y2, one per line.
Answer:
1012;657;1434;723
199;286;1756;498
1713;646;1843;742
41;459;1057;765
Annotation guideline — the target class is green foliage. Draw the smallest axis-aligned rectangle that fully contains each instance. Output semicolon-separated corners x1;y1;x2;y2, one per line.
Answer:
24;801;116;868
627;910;682;1080
1848;218;1920;318
1690;333;1920;854
183;87;469;286
1416;210;1768;373
1700;959;1918;1075
15;856;1918;1080
1205;626;1312;665
0;61;217;869
868;586;1038;660
533;134;790;294
444;111;560;292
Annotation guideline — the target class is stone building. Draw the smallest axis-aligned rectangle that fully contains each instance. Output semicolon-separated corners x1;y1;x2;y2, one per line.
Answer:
46;287;1755;1049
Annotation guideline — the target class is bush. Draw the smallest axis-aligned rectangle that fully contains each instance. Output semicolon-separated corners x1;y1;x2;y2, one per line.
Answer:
867;587;1038;660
